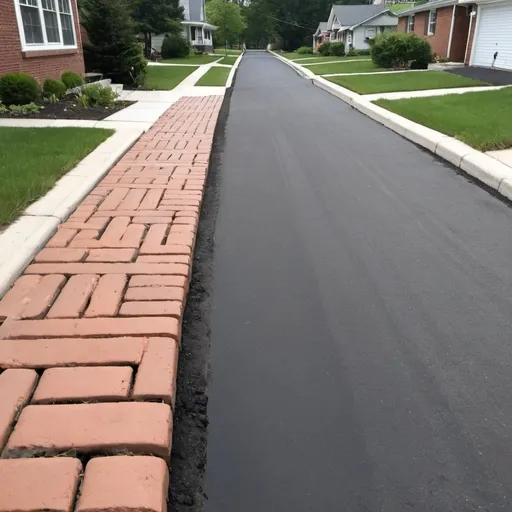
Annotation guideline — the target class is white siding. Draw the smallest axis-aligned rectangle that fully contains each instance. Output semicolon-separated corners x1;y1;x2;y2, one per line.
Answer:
364;12;398;27
353;27;370;50
152;34;165;51
472;2;512;70
179;0;190;21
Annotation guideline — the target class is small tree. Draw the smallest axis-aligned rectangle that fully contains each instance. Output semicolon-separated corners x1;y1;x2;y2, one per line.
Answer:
80;0;147;85
206;0;247;49
131;0;184;59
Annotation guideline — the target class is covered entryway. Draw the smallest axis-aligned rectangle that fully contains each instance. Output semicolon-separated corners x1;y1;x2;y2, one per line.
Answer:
471;1;512;69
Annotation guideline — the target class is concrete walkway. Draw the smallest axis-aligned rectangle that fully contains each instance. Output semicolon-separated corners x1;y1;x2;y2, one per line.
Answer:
0;95;222;511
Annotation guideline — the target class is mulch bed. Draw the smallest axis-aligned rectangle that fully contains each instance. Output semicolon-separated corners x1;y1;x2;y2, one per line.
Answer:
0;97;135;121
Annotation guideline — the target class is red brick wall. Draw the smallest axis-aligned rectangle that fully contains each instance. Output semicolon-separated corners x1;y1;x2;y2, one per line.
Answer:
399;6;469;60
450;6;470;62
464;10;477;64
0;0;84;83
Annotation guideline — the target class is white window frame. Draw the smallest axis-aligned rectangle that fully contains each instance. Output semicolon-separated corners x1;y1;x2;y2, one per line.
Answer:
14;0;77;51
428;9;437;35
407;15;415;33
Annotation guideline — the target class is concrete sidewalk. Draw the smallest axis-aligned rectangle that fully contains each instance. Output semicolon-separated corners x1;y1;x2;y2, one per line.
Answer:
0;95;222;512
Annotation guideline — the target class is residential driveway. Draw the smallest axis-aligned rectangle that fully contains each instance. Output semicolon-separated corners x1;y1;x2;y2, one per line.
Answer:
204;51;512;511
448;65;512;85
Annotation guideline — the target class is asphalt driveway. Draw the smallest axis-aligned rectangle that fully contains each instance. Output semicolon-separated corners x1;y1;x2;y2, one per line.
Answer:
204;51;512;512
448;65;512;85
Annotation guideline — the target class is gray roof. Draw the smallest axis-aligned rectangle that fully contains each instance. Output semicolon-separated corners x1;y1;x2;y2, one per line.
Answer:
332;4;389;27
318;21;328;31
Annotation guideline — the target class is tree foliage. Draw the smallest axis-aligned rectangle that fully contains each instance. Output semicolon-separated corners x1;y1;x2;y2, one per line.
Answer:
80;0;147;85
206;0;247;47
131;0;183;57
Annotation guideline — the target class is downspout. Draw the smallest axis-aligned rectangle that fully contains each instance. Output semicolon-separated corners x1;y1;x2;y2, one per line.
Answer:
464;9;476;65
446;4;457;59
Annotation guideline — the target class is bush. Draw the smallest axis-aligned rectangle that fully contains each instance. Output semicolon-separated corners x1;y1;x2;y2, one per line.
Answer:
410;59;429;69
0;72;40;105
61;71;84;89
330;42;345;56
161;33;191;59
7;102;43;116
296;46;314;55
77;83;118;108
43;78;67;99
371;32;433;69
318;41;332;56
80;0;148;85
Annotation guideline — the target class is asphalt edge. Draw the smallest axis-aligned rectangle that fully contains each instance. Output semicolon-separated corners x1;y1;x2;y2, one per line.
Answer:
311;75;512;201
267;52;512;203
0;127;144;298
226;51;245;88
169;83;235;511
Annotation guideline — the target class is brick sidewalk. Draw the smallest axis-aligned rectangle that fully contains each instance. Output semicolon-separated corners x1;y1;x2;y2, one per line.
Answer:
0;95;222;512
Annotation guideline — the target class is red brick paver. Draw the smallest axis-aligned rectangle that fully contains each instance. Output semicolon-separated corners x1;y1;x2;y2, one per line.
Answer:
0;95;222;510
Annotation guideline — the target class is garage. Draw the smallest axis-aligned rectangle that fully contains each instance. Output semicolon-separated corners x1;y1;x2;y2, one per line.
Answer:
471;1;512;69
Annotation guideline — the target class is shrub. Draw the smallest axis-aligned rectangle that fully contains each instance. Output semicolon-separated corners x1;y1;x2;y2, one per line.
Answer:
77;83;118;108
0;72;40;105
7;102;43;116
371;32;433;69
161;33;191;59
61;71;84;89
43;78;67;99
80;0;148;85
330;41;345;56
318;41;332;56
296;46;314;55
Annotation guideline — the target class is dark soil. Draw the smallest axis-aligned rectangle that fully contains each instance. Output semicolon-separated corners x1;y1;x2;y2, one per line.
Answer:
168;86;233;511
0;97;134;120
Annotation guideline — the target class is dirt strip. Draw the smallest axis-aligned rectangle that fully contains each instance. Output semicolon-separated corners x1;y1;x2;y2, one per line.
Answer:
0;95;223;512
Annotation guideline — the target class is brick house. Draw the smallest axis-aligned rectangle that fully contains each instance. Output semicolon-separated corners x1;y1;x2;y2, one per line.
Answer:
0;0;84;82
397;0;475;63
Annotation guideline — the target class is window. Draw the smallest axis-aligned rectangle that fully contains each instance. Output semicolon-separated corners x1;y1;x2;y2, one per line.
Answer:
191;26;196;40
16;0;76;49
407;15;415;33
428;9;437;35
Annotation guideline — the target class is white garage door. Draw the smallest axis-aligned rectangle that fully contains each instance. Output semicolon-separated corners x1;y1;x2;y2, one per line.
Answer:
472;3;512;70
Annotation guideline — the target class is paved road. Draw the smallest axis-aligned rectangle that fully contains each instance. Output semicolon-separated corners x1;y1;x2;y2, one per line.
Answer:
203;51;512;512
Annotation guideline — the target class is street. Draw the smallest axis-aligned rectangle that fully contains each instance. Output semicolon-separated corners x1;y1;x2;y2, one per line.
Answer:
203;51;512;511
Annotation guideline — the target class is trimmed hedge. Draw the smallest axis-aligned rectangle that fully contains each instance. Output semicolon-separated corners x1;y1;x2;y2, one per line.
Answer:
61;71;84;89
318;41;332;56
296;46;314;55
330;42;345;56
0;72;40;105
161;33;191;59
371;32;433;69
43;78;67;99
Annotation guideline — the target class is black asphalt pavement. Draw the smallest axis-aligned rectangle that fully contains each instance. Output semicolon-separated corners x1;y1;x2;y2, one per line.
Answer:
448;65;512;85
203;51;512;512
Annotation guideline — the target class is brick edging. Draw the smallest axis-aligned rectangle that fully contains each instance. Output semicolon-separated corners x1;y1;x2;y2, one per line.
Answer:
0;95;223;511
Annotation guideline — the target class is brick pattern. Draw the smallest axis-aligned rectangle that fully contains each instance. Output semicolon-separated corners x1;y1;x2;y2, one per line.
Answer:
0;0;84;81
0;95;222;511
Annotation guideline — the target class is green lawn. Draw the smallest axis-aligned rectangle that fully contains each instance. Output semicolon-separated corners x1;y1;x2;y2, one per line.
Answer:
0;127;113;225
196;66;231;86
217;56;238;66
389;2;415;13
160;55;219;64
375;87;512;151
304;60;385;75
328;70;488;94
277;51;304;60
297;55;371;64
214;48;243;55
145;66;198;89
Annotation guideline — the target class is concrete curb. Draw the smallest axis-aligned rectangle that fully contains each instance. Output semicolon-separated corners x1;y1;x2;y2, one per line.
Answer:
311;75;512;203
226;52;244;88
269;50;315;80
0;127;143;298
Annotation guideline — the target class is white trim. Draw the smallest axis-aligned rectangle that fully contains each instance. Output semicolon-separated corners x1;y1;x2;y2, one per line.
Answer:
446;4;456;58
469;4;482;65
13;0;78;51
427;9;437;35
